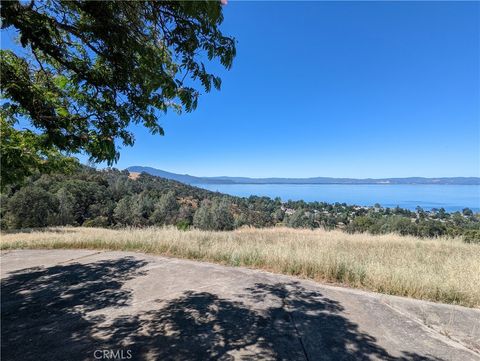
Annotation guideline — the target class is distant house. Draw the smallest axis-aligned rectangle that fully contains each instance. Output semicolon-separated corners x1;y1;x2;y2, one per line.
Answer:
280;205;296;215
281;208;295;215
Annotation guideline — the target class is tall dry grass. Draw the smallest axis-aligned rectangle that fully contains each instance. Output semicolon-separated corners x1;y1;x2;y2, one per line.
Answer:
1;227;479;307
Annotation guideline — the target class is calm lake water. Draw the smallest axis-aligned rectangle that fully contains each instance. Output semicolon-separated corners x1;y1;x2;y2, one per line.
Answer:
196;184;480;212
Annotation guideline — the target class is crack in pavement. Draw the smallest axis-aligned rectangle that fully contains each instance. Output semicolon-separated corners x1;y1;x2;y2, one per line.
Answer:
282;284;310;361
57;251;105;264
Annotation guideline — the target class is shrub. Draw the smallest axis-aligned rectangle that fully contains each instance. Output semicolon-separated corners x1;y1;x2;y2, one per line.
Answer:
176;220;191;231
463;230;480;244
83;216;110;228
346;216;375;233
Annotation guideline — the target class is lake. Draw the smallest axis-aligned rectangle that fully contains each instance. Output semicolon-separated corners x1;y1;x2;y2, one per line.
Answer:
195;184;480;212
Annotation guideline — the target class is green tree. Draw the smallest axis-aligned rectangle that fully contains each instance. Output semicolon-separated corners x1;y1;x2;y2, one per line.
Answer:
1;0;235;188
0;193;10;229
211;198;234;231
463;230;480;244
53;179;108;224
272;208;285;223
347;216;376;233
285;209;310;228
6;185;58;228
114;196;134;226
131;193;155;226
177;205;194;226
418;220;447;238
55;187;76;225
151;191;179;225
0;118;78;190
193;199;214;230
381;216;418;236
233;213;248;228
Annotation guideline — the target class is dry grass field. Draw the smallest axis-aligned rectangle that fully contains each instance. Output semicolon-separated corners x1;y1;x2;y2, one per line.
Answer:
1;226;479;308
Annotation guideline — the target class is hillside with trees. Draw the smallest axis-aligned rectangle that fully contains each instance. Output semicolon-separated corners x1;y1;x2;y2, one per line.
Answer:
1;166;479;243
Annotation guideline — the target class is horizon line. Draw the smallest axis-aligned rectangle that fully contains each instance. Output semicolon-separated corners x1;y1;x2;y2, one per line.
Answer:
123;165;480;180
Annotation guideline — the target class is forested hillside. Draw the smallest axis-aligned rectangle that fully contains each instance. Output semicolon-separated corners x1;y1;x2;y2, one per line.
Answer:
1;167;479;242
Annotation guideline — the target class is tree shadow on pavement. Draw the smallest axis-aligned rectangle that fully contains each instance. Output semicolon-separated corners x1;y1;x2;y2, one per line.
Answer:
1;258;442;361
1;257;148;361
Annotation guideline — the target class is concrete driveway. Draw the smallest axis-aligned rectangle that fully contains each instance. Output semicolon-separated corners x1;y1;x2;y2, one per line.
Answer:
1;250;479;361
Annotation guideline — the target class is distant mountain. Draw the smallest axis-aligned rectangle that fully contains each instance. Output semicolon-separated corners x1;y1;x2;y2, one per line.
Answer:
126;166;480;185
127;166;237;184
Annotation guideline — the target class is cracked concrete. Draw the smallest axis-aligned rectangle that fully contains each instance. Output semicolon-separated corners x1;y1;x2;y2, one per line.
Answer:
1;249;479;361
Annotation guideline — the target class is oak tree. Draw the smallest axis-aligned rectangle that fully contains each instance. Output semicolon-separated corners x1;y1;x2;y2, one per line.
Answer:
1;0;235;186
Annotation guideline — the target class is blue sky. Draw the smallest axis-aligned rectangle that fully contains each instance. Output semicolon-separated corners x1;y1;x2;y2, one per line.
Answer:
4;2;480;178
